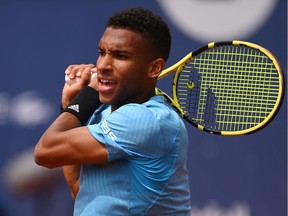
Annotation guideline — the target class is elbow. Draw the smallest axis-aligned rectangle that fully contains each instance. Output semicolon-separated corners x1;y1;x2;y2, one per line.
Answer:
34;147;45;166
34;146;57;169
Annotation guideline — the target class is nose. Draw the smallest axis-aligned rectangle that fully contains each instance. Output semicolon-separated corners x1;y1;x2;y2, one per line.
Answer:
96;54;112;73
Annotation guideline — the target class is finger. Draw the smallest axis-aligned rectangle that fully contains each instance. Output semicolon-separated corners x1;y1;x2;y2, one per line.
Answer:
89;72;99;90
64;64;96;85
64;65;73;77
91;67;97;73
73;64;95;78
65;65;80;79
78;67;92;85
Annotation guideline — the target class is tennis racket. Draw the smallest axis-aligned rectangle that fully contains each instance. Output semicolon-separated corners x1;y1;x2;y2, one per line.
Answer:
156;40;284;136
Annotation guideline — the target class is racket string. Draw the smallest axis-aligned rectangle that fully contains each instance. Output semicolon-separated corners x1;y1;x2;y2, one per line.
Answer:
176;44;280;132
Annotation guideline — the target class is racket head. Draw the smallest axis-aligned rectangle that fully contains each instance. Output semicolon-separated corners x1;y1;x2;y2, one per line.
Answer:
166;40;284;135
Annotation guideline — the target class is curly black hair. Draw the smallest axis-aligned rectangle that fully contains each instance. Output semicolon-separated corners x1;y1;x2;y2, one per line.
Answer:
106;7;171;62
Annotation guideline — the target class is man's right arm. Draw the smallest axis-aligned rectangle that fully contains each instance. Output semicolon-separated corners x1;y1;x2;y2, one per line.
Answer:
34;64;104;198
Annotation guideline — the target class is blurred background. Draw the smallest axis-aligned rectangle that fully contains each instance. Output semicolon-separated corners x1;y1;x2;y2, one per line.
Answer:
0;0;286;215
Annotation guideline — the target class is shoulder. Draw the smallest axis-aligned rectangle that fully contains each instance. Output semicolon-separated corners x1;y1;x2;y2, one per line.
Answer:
113;95;186;141
115;95;174;120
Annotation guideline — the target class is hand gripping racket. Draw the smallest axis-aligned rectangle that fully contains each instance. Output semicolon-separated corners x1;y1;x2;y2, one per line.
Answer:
156;40;285;136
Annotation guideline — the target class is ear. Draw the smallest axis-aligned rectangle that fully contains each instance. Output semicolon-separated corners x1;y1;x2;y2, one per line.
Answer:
148;58;165;78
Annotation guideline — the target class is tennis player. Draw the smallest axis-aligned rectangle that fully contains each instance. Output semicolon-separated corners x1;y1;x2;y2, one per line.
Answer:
34;7;191;215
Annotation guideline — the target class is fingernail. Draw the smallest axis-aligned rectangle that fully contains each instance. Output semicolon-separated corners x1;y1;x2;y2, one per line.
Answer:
84;68;91;74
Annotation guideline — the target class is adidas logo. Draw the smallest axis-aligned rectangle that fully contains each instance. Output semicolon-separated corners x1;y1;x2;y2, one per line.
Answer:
67;104;79;113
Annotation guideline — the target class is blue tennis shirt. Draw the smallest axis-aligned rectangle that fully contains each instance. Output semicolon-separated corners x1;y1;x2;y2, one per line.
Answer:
74;95;191;215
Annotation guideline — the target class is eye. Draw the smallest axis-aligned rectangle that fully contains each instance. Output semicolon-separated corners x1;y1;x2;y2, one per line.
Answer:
116;54;126;59
98;50;105;57
114;53;128;60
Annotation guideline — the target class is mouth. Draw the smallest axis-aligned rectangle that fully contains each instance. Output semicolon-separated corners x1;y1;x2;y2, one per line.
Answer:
100;79;117;86
98;78;117;93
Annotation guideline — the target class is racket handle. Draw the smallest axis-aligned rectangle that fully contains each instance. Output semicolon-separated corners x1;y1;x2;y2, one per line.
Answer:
65;73;97;85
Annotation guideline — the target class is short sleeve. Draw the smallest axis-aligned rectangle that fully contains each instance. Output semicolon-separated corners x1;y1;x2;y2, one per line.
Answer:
87;103;176;161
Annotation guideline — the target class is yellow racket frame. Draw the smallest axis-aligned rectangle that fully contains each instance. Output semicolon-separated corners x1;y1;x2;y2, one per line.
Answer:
156;40;284;136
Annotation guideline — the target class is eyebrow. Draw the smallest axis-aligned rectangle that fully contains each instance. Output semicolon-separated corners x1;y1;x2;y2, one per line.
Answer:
98;46;131;55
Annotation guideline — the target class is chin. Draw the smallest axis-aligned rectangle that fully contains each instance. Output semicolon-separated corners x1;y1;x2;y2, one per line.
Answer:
99;94;113;105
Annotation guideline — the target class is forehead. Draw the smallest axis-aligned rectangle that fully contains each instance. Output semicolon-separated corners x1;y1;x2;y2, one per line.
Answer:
98;27;148;51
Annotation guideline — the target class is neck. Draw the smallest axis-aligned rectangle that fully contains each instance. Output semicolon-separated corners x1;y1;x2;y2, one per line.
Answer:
111;89;156;112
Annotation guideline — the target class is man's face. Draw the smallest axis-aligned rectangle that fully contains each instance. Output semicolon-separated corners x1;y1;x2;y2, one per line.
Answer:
96;27;154;110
